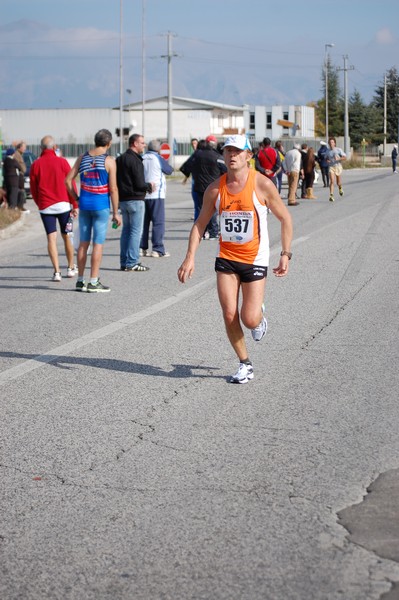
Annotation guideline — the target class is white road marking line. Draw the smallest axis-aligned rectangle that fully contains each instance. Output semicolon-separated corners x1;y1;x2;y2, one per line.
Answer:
0;240;310;386
0;279;214;386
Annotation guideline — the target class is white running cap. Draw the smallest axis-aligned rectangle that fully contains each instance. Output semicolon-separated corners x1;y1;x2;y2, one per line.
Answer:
222;135;252;151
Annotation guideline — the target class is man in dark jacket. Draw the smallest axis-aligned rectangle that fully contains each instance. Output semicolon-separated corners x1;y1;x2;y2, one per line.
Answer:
2;149;20;209
391;145;398;174
180;135;226;239
116;134;155;271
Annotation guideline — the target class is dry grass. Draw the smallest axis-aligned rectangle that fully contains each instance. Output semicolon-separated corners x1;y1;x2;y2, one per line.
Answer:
0;207;22;230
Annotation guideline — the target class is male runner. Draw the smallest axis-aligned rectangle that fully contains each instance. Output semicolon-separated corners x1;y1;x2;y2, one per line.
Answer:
178;134;293;383
326;136;346;202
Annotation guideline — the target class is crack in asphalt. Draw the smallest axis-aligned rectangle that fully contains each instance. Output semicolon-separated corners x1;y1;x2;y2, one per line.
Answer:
301;274;375;349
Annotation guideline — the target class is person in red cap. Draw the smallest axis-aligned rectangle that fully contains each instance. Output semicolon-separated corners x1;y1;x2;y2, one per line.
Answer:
180;136;226;239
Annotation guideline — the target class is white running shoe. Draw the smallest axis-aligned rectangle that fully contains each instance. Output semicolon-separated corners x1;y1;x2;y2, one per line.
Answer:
230;362;254;384
52;272;62;282
151;250;170;258
67;264;77;278
251;304;267;341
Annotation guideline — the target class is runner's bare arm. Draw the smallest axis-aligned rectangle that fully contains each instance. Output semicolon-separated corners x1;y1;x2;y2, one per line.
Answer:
106;156;121;226
65;155;82;203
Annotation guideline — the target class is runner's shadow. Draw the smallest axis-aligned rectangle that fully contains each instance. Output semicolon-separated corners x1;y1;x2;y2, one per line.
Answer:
0;351;222;379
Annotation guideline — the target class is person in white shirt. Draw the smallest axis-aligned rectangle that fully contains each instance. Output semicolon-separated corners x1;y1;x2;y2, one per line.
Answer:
282;144;302;206
140;140;174;258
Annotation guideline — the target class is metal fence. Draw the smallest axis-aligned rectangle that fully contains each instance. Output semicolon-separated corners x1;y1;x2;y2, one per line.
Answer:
4;139;383;161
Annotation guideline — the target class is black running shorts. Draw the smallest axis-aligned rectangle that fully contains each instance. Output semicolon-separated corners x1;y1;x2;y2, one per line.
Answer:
215;258;268;283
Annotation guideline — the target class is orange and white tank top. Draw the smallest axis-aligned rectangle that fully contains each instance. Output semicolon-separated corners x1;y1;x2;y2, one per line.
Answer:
215;169;269;266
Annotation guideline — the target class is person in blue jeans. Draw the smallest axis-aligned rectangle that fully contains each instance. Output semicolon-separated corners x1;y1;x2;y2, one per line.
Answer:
116;134;155;272
65;129;121;292
140;139;174;257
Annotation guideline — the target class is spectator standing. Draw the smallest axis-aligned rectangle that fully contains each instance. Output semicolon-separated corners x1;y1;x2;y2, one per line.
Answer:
255;137;281;188
182;138;201;220
317;141;330;187
282;144;302;206
302;146;317;199
274;140;286;194
180;135;227;239
140;139;173;258
30;135;78;282
391;145;398;173
299;143;308;199
2;149;20;209
65;128;121;292
116;133;155;272
13;141;29;211
326;137;346;202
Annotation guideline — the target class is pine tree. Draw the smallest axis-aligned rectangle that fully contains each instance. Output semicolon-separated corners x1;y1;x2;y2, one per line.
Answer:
316;57;344;138
348;90;370;148
372;66;399;143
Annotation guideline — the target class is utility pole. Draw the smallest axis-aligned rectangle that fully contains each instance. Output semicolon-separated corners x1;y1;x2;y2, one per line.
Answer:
161;32;177;166
119;0;124;154
324;43;334;141
141;0;146;138
337;55;354;157
383;73;387;157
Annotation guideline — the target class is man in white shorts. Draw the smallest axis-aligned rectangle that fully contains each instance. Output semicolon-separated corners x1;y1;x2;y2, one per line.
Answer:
326;136;346;202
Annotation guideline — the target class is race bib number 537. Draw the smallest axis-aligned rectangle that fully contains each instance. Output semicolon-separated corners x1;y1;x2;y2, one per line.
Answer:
220;210;254;243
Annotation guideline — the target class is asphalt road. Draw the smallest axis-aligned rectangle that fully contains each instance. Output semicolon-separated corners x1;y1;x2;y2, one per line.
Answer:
1;169;399;600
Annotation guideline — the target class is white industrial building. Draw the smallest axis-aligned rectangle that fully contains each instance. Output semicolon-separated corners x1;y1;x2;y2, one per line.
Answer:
127;96;245;140
0;97;315;150
244;104;315;140
0;108;120;146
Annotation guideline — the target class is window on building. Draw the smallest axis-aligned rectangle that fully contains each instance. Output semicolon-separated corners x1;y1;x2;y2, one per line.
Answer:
282;111;290;136
249;113;255;130
218;113;224;127
266;112;272;129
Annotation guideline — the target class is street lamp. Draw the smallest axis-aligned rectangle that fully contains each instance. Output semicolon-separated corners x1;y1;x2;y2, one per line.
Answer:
119;0;123;154
325;43;334;142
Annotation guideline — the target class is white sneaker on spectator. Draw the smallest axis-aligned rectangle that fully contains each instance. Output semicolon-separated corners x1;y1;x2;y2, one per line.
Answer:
151;251;170;258
67;264;77;278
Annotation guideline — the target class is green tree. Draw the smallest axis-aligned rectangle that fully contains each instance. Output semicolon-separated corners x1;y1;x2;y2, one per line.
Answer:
372;66;399;143
315;57;344;138
348;90;371;148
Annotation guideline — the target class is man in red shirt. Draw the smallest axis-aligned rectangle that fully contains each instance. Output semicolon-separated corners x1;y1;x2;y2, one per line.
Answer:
255;137;282;188
30;135;79;282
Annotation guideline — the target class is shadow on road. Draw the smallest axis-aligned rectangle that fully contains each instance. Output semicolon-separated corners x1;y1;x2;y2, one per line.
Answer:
0;351;222;379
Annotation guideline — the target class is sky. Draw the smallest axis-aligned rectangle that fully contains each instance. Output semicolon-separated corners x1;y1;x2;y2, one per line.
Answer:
0;0;398;110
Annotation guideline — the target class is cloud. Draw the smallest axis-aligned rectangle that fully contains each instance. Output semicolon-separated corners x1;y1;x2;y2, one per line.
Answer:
375;28;395;45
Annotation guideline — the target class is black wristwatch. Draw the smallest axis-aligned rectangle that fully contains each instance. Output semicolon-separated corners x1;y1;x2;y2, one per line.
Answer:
280;251;292;260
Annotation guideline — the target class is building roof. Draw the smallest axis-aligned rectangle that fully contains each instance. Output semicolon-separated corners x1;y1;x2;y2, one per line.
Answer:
120;96;244;112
